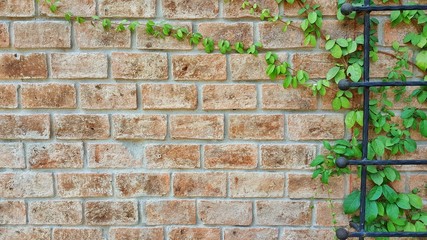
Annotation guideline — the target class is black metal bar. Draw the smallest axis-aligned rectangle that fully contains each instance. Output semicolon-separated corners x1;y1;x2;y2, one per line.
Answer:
353;5;427;12
337;158;427;167
349;232;427;237
338;79;427;90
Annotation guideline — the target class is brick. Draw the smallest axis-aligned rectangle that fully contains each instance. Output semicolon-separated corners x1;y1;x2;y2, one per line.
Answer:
137;22;192;50
99;0;155;17
55;114;109;140
28;143;83;169
14;22;70;48
320;20;363;46
262;84;316;110
109;228;164;240
204;144;258;169
81;84;137;109
21;83;76;109
0;201;26;224
315;201;349;226
162;0;218;19
85;201;138;225
0;53;47;79
0;23;9;47
53;228;103;240
321;85;362;110
409;174;427;199
145;144;200;169
288;174;346;199
383;21;418;46
281;229;335;240
198;23;253;48
0;114;50;139
115;173;170;197
173;172;226;197
284;0;337;16
0;173;53;198
371;50;412;78
291;53;336;79
259;22;306;49
75;22;131;49
39;0;96;17
230;172;284;198
57;173;113;198
0;143;24;168
0;0;34;17
172;54;227;81
112;52;168;80
51;53;108;79
256;201;311;226
224;0;279;18
113;115;167;140
260;144;317;170
170;115;224;140
202;84;257;110
0;84;17;108
230;54;275;81
29;201;82;225
229;114;285;140
142;84;197;110
224;228;279;240
287;114;345;140
0;228;50;240
88;143;142;168
198;200;252;225
390;145;427;171
146;200;196;225
168;227;221;240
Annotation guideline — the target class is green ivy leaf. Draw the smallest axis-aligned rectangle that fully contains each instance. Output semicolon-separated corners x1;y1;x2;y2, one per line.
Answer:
384;167;397;182
325;40;336;50
420;120;427;137
347;64;362;82
345;111;356;129
383;185;398;203
366;200;378;223
330;44;343;58
326;66;340;80
408;193;423;209
343;190;361;214
370;172;384;185
416;51;427;71
386;203;399;220
308;12;317;24
396;194;411;210
368;185;383;201
310;155;325;167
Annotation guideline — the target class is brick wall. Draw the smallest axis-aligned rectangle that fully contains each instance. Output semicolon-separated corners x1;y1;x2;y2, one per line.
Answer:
0;0;425;240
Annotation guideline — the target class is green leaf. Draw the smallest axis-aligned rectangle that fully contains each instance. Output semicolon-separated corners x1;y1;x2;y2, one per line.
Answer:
384;167;397;182
310;155;325;166
396;194;411;210
336;38;348;47
366;200;379;223
408;193;423;209
367;185;383;201
340;96;351;108
330;44;343;58
326;66;340;80
383;185;398;203
370;172;384;185
420;120;427;137
387;221;396;232
386;203;399;220
372;138;385;157
404;222;416;232
416;51;427;71
345;111;356;129
415;221;427;232
356;111;364;127
347;64;362;82
404;139;417;153
301;19;309;31
325;40;336;50
343;190;361;214
308;12;317;24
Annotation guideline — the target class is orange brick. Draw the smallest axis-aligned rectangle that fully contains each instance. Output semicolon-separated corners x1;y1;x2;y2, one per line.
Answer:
287;114;345;140
99;0;156;17
0;143;24;169
0;84;17;108
409;174;427;199
29;201;82;225
0;173;53;198
168;227;221;240
113;115;167;140
259;22;307;49
172;54;227;81
109;228;164;240
0;114;50;139
198;23;253;48
75;22;131;49
321;20;363;46
142;84;197;110
81;84;137;110
115;173;170;197
112;52;168;80
315;201;349;226
284;0;337;16
281;229;335;240
224;228;279;240
53;228;103;240
173;172;226;197
224;0;279;18
291;52;336;79
230;54;275;81
262;84;317;110
0;53;47;79
21;83;76;109
260;144;317;170
229;172;285;198
39;0;96;17
229;114;285;140
204;144;258;169
0;228;50;240
145;144;200;169
14;22;71;48
136;22;192;50
51;53;108;79
57;173;113;198
256;201;311;226
28;143;83;169
383;21;418;46
0;23;9;47
202;84;257;110
198;200;252;225
0;0;35;17
146;200;196;225
170;115;224;140
54;114;110;140
85;201;138;225
0;201;26;224
162;0;218;19
87;143;142;169
287;174;346;199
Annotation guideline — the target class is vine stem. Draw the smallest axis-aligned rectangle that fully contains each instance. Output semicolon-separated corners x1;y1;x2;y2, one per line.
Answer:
377;50;426;74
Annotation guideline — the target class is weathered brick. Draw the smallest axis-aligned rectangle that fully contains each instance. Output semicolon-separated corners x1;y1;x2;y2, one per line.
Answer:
262;84;317;110
0;23;9;47
29;201;82;225
409;174;427;199
109;228;164;240
259;22;306;49
371;50;412;78
229;114;285;140
75;22;131;49
39;0;96;17
0;53;47;79
288;174;346;199
198;23;253;48
85;201;138;225
173;172;226;197
146;200;196;225
0;0;35;17
53;228;103;240
172;54;227;81
230;172;285;198
204;144;258;169
224;0;279;18
281;229;335;240
198;200;252;225
202;84;257;110
287;114;345;140
0;173;53;198
57;173;113;198
100;0;156;17
113;115;167;140
88;143;142;168
291;53;336;79
21;83;76;109
137;22;192;50
142;84;197;110
284;0;337;16
0;143;24;168
0;228;50;240
145;144;200;169
321;20;363;46
170;115;224;140
168;227;221;240
14;22;71;48
315;201;349;226
230;54;273;81
162;0;218;19
256;201;311;226
0;114;50;139
0;84;17;108
81;84;137;109
28;143;83;169
260;144;317;170
51;53;108;79
383;21;418;46
224;228;279;240
112;52;168;80
115;173;170;197
0;201;26;224
55;114;110;140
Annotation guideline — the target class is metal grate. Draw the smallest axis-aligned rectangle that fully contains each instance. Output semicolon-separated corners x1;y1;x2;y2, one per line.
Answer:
333;1;427;239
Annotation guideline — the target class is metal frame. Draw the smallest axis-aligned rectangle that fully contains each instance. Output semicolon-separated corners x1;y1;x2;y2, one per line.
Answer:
335;2;427;239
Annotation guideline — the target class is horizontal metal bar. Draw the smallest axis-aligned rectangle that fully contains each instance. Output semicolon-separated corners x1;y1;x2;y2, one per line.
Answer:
349;159;427;166
353;5;427;12
349;231;427;237
338;79;427;90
